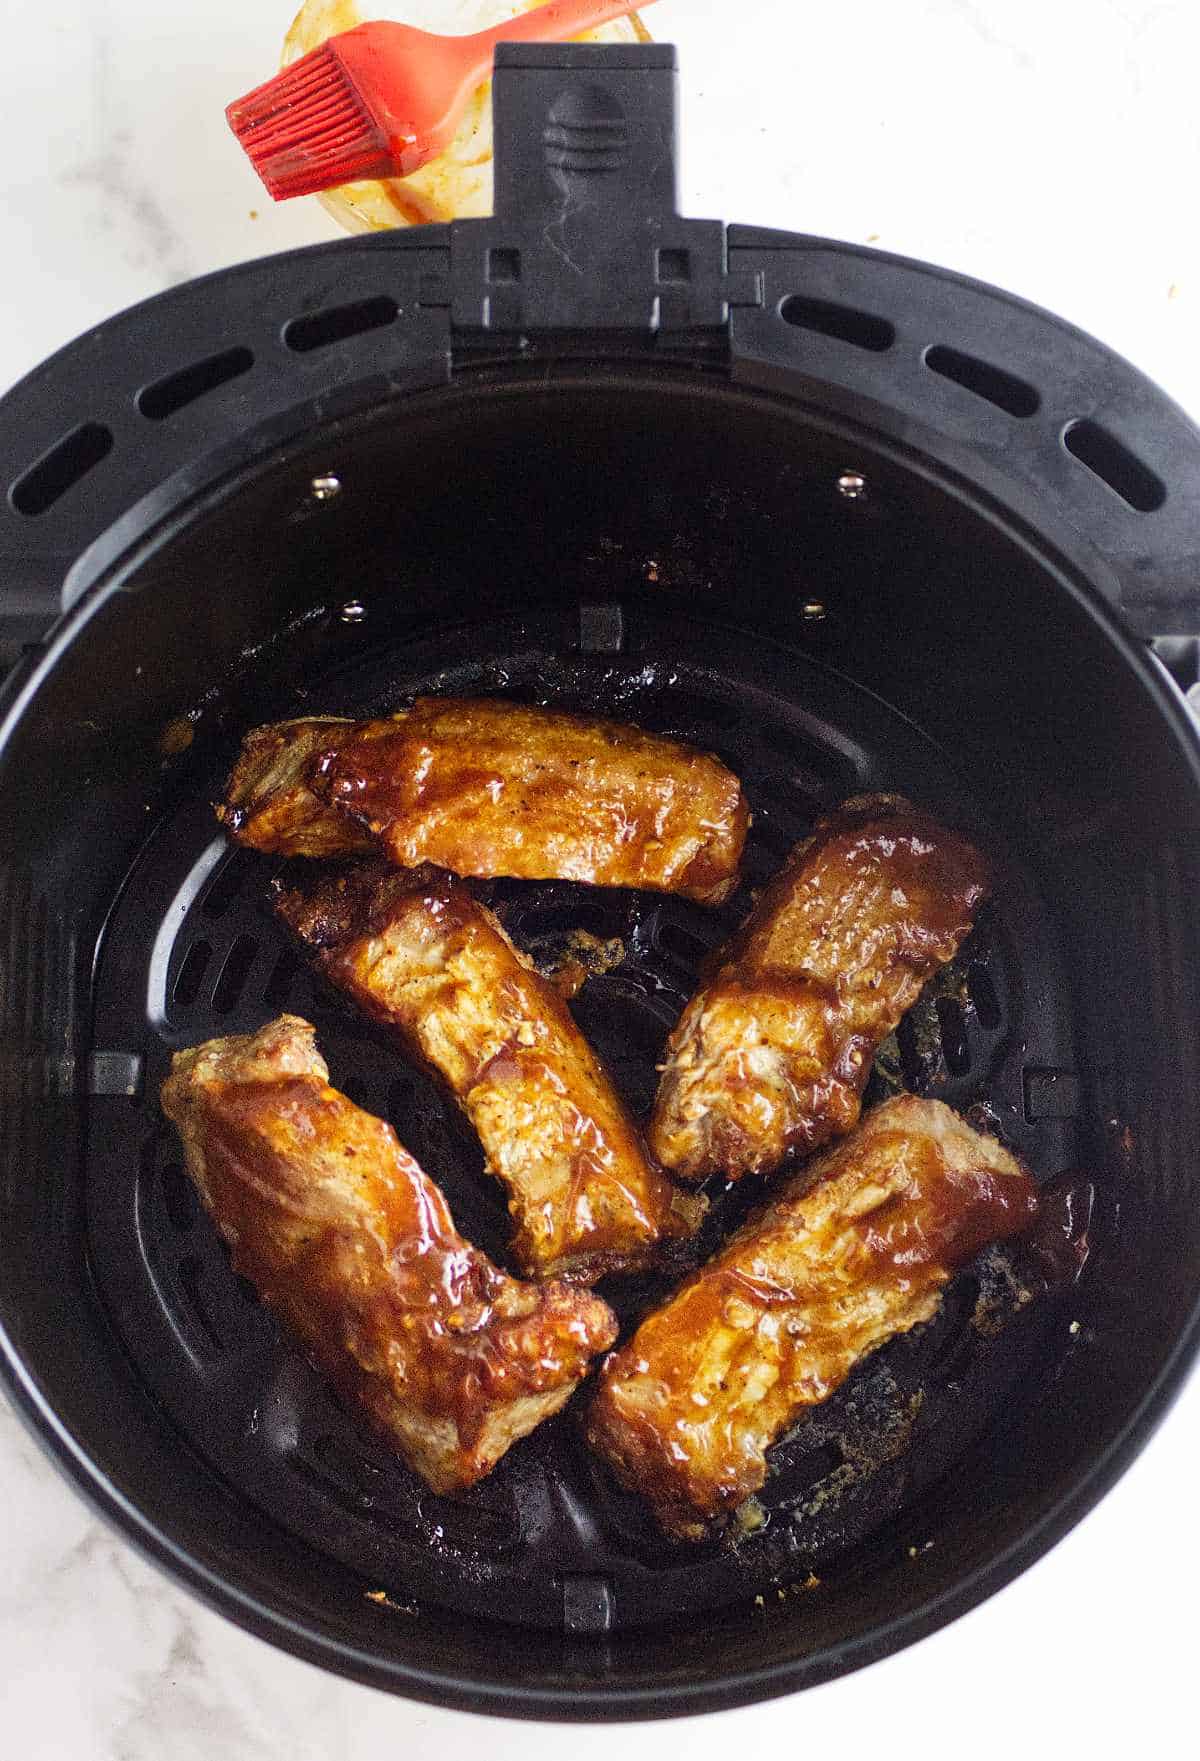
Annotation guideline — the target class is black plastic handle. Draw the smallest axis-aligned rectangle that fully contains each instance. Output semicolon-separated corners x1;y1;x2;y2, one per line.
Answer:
435;42;761;338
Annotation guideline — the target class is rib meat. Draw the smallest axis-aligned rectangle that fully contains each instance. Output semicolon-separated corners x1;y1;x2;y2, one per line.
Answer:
276;863;704;1281
220;698;748;904
161;1015;617;1493
649;796;991;1182
588;1095;1038;1539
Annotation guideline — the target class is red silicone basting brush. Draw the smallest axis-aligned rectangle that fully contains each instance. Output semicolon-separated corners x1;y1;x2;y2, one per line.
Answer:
228;0;659;201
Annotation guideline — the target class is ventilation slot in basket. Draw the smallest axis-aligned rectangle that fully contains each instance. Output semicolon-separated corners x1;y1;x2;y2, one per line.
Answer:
172;939;212;1010
780;295;895;352
923;344;1039;417
283;296;399;354
211;935;259;1015
935;997;971;1076
656;919;714;967
1063;419;1166;511
201;857;251;921
767;1441;845;1505
161;1160;199;1233
923;1274;981;1380
967;962;1002;1029
136;347;254;420
289;1452;374;1517
178;1253;224;1351
10;422;114;515
263;950;300;1011
896;1015;927;1091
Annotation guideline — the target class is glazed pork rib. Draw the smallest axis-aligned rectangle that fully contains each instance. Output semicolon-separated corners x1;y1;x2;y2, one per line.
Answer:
160;1016;617;1494
587;1096;1038;1540
275;863;704;1282
219;697;749;905
649;795;991;1183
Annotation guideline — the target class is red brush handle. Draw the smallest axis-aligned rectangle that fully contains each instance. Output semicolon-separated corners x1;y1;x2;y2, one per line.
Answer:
466;0;659;59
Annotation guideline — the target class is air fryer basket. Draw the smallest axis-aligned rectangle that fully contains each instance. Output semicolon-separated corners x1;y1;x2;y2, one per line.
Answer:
3;44;1200;1719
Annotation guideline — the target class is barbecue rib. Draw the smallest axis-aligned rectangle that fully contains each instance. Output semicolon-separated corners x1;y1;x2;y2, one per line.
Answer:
587;1096;1038;1539
649;796;991;1182
160;1016;617;1493
220;697;748;904
276;863;704;1282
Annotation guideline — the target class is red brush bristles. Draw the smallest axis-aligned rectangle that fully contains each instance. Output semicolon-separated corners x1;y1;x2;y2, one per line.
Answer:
225;5;652;200
226;43;395;200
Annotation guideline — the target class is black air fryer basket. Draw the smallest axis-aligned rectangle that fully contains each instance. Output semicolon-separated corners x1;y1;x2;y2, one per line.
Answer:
3;45;1200;1719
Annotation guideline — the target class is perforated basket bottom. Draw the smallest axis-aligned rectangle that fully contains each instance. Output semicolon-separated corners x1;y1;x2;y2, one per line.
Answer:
85;611;1083;1632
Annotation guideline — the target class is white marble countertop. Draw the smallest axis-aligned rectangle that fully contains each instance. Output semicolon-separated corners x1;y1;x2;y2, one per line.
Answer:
3;1;1199;1755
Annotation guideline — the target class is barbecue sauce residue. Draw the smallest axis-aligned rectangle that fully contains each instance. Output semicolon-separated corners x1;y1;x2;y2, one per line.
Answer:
1014;1175;1094;1289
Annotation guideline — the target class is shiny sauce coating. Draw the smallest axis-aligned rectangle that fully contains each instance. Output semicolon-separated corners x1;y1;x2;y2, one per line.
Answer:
161;1016;616;1493
649;796;992;1182
306;697;749;903
276;863;704;1282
